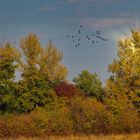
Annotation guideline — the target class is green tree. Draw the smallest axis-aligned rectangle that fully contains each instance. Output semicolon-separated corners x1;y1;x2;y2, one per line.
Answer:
73;70;103;100
17;33;54;113
106;30;140;110
0;43;20;113
17;33;68;113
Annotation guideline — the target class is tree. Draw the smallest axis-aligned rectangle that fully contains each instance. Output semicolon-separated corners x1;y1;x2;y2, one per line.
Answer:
105;30;140;110
18;33;53;113
17;33;68;113
20;34;68;86
20;33;41;70
39;41;68;85
73;70;103;100
0;43;20;112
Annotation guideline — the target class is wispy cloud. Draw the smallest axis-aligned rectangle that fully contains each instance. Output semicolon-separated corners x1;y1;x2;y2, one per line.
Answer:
78;17;134;28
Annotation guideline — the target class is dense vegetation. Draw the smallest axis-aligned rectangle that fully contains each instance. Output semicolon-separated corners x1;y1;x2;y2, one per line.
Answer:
0;30;140;138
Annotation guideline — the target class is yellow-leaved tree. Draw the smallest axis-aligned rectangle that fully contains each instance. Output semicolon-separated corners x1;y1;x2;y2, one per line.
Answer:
105;30;140;111
39;41;68;84
20;33;68;84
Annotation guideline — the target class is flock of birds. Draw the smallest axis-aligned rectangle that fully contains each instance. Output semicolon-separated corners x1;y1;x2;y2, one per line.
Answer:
66;25;108;48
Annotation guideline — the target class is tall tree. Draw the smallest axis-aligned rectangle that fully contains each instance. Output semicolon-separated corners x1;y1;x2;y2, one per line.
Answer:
39;41;68;85
20;34;68;85
17;33;68;113
106;30;140;110
18;33;53;113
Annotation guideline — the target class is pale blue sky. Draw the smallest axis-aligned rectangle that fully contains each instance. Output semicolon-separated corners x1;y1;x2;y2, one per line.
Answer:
0;0;140;83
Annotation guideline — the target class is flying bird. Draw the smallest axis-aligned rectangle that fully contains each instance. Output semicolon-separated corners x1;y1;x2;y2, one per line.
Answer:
66;25;108;48
96;30;101;35
78;30;81;34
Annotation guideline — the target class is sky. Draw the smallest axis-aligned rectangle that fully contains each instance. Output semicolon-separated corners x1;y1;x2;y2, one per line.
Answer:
0;0;140;84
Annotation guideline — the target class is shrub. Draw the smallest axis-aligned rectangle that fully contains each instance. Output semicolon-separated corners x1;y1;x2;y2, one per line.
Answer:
104;95;140;133
0;114;38;138
69;97;106;134
55;82;83;98
0;103;74;138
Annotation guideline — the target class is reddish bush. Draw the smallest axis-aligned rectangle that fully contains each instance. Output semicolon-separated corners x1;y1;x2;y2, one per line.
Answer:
55;82;83;98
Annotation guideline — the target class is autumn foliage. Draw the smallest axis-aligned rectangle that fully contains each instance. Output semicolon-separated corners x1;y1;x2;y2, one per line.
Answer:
55;82;82;98
0;31;140;137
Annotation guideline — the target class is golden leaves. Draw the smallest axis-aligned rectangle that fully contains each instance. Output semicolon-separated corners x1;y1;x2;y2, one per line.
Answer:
0;43;20;61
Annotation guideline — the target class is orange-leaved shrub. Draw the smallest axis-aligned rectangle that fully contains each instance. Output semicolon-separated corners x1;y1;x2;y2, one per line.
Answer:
0;104;74;138
0;95;139;138
69;97;107;134
0;114;38;138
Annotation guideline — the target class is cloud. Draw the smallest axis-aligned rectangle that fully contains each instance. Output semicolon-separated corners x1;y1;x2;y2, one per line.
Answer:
81;17;134;28
37;5;57;12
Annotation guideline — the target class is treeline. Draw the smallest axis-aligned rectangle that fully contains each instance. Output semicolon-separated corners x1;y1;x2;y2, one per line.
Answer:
0;31;140;137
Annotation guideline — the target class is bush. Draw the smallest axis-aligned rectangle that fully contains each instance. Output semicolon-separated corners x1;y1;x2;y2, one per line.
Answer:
31;98;74;135
0;95;139;138
0;114;38;138
69;97;106;134
0;98;74;138
104;95;140;133
55;82;83;98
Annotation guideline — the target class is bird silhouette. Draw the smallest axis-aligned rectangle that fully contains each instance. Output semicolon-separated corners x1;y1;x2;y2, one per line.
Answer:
78;30;81;34
66;35;69;38
96;30;101;35
80;25;83;28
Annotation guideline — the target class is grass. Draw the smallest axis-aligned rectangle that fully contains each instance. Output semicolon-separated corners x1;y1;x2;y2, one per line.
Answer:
1;134;140;140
